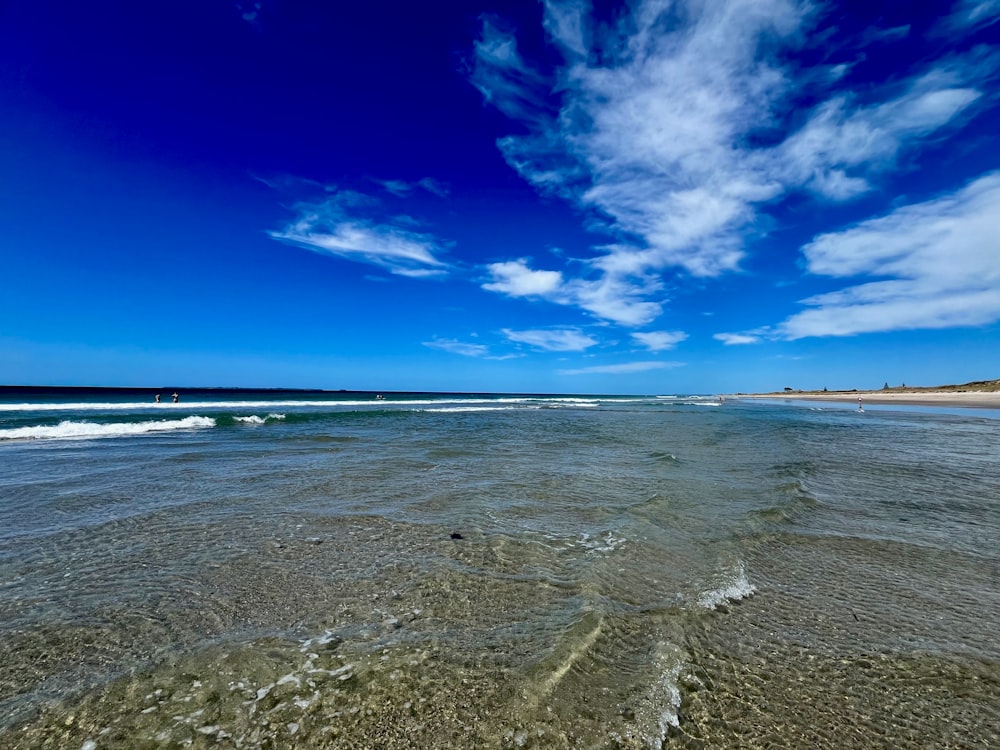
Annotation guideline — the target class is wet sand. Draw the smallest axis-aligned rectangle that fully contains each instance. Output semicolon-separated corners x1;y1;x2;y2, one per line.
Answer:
732;390;1000;409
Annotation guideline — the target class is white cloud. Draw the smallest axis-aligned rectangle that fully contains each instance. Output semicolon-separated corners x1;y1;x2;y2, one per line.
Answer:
470;18;554;127
270;189;450;277
777;171;1000;338
423;339;489;357
474;0;993;325
237;1;261;25
374;177;450;198
714;332;763;345
502;328;597;352
483;259;564;297
563;272;664;326
482;258;663;326
559;361;684;375
377;179;413;197
632;331;688;352
942;0;1000;33
417;178;450;198
775;72;981;199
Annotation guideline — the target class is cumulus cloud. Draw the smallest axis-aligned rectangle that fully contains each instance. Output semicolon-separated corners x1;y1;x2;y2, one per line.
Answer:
559;361;684;375
632;331;688;352
270;189;450;277
482;258;663;326
473;0;993;326
502;328;597;351
777;171;1000;338
483;259;564;297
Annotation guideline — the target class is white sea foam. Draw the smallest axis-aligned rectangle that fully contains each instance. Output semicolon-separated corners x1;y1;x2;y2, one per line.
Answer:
610;642;686;750
655;395;723;406
0;416;216;441
234;415;266;425
577;531;627;554
698;562;756;610
233;413;284;424
420;405;542;413
0;396;642;413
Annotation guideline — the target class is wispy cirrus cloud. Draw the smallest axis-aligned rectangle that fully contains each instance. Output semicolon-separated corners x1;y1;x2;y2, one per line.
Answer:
270;188;450;278
423;337;522;360
423;338;489;357
236;1;261;25
559;361;684;375
473;0;995;326
941;0;1000;33
776;172;1000;338
631;331;688;352
775;68;982;200
373;177;450;198
502;327;597;352
471;18;557;127
714;332;764;346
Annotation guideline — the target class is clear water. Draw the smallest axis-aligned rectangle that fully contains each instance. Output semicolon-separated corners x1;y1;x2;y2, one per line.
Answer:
1;393;998;748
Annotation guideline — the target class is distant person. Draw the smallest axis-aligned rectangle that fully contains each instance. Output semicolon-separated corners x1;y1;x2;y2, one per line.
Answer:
155;393;161;403
172;392;179;403
858;396;864;413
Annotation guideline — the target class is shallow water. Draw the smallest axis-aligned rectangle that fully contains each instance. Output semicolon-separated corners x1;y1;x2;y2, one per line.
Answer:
1;393;998;748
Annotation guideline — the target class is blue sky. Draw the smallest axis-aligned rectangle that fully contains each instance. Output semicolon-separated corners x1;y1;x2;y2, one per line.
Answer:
2;0;998;394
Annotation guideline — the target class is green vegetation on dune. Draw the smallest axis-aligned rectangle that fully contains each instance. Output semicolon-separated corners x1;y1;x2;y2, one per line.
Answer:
759;379;1000;396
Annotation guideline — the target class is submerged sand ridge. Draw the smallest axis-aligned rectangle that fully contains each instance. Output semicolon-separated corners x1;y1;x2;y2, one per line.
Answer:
732;378;1000;409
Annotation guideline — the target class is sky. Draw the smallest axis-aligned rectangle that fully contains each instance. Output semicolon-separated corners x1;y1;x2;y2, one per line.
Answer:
1;0;999;395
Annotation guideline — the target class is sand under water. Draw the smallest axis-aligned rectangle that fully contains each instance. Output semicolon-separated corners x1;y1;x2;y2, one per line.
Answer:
1;392;998;748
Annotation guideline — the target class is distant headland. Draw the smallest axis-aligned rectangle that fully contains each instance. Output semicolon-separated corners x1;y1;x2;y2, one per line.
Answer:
0;386;337;398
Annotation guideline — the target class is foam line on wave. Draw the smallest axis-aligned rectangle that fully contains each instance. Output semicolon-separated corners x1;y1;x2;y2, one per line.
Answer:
0;396;640;413
0;416;216;441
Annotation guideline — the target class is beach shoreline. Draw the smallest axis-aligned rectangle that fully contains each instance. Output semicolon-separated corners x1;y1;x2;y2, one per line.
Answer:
731;390;1000;409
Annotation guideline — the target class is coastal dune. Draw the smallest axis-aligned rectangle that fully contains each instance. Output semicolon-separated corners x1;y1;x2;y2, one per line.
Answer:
732;379;1000;409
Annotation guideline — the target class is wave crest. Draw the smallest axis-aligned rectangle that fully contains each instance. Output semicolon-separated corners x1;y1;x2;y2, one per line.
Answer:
698;562;756;610
0;416;216;441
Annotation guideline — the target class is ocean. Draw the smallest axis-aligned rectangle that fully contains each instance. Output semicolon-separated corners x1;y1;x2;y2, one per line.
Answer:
1;390;998;748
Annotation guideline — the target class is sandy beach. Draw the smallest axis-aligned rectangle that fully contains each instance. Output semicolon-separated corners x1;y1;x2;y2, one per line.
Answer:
733;390;1000;409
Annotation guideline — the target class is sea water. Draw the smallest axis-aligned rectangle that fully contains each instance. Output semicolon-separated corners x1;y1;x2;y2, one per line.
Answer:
0;392;998;748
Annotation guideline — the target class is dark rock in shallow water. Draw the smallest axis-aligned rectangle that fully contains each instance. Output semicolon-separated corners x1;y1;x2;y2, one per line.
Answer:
450;532;463;540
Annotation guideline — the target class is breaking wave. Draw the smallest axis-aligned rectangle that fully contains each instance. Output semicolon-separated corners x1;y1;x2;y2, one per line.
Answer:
233;413;286;425
697;562;756;610
0;416;216;442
